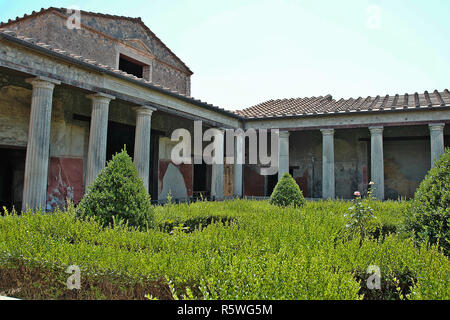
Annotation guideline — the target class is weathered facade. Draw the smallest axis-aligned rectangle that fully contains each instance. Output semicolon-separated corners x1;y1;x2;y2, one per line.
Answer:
0;8;448;211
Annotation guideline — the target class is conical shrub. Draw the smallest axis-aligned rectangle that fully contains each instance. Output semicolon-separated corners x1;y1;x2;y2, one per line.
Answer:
405;148;450;255
269;172;305;207
76;149;153;230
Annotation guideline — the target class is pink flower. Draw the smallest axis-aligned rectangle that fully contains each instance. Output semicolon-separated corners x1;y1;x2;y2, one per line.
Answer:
354;191;361;196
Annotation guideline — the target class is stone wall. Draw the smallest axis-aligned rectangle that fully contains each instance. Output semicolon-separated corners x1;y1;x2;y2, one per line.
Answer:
0;10;191;95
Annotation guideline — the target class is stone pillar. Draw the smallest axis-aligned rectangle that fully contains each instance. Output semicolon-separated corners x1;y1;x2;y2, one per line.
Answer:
278;131;290;180
321;128;335;199
369;126;384;200
22;77;60;211
211;130;224;200
134;106;156;192
85;93;115;189
429;123;445;167
233;132;244;197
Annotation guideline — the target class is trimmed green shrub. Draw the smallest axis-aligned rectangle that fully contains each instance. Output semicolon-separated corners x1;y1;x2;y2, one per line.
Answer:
1;200;448;300
76;149;153;230
405;148;450;255
269;172;305;207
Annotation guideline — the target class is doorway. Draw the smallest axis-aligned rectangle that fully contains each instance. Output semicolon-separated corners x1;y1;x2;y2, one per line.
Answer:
0;147;26;211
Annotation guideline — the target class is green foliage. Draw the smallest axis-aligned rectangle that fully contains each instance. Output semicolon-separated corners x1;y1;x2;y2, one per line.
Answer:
405;148;450;255
76;149;153;230
269;172;305;207
0;199;448;300
345;192;376;243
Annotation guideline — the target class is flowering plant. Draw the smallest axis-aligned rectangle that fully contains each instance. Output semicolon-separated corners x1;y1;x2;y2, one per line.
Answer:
345;190;376;243
367;181;376;201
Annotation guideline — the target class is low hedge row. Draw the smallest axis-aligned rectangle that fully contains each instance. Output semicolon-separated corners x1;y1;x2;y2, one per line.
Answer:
0;200;448;300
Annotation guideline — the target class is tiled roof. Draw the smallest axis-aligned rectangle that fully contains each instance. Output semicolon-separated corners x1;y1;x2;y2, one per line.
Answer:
0;29;234;117
0;26;448;122
236;91;450;119
0;7;193;74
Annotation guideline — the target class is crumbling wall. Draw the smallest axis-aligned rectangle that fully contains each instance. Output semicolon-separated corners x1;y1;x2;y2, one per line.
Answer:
383;125;431;199
289;129;368;199
158;137;193;201
0;84;31;147
0;75;89;209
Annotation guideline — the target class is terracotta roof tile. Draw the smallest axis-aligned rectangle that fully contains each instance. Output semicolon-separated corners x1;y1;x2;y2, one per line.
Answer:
237;90;450;118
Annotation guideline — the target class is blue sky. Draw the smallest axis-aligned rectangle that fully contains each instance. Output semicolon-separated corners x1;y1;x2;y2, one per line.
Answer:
0;0;449;110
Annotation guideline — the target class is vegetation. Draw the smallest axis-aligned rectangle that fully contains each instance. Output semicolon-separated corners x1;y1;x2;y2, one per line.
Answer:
345;191;376;243
405;148;449;255
1;151;448;300
1;199;448;300
76;149;153;230
269;172;305;207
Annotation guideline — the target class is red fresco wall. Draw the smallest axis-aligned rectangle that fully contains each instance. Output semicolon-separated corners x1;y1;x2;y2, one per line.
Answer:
46;157;83;210
243;166;265;196
158;160;193;197
295;171;308;197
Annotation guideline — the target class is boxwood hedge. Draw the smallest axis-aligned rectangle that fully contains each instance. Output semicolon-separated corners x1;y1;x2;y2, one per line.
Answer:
0;199;448;300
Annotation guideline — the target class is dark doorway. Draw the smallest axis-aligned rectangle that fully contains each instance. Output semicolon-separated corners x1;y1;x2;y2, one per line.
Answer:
106;121;135;161
119;54;144;78
266;173;278;196
0;147;26;211
193;162;208;199
149;134;159;202
106;121;161;201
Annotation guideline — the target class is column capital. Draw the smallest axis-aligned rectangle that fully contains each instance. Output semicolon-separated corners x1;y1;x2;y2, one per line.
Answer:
369;126;384;134
429;123;445;131
87;92;115;102
135;106;157;117
320;128;335;136
26;76;61;89
279;130;290;138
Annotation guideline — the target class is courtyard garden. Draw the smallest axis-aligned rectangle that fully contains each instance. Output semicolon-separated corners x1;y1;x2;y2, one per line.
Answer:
0;150;448;300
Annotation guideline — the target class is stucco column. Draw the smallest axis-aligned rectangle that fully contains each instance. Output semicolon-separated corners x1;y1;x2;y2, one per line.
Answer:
85;93;115;189
321;129;335;199
369;126;384;200
429;123;445;167
233;132;244;197
22;77;60;211
134;106;156;192
211;129;224;200
278;131;290;180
